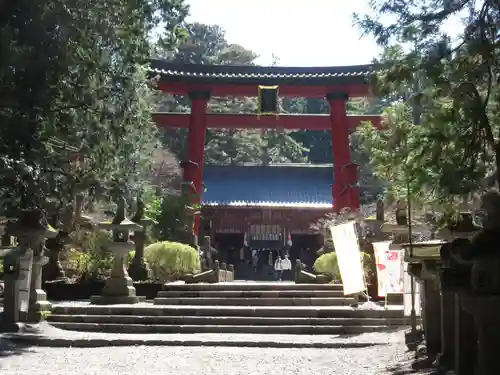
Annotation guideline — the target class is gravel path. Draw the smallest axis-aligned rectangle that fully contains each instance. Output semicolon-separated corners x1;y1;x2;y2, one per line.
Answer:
0;332;433;375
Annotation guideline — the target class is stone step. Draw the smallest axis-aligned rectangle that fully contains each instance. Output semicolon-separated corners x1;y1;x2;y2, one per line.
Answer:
150;297;356;306
156;290;345;298
47;314;412;326
161;283;344;292
51;304;405;319
153;297;355;306
48;322;399;334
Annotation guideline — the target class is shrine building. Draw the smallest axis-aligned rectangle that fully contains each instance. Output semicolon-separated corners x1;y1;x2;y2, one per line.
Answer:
201;163;332;251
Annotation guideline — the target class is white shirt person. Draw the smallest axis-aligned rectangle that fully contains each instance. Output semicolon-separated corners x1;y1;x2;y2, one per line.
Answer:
274;256;283;281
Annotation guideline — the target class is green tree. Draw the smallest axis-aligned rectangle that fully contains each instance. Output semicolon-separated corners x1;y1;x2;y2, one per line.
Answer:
158;22;309;166
205;130;265;165
0;0;189;217
354;0;500;201
260;130;308;165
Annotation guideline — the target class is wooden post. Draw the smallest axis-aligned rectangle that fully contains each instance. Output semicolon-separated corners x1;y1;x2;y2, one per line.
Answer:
185;90;210;238
326;92;360;212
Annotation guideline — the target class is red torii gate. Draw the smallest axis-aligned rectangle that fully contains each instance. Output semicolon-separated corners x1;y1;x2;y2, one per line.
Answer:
149;60;381;235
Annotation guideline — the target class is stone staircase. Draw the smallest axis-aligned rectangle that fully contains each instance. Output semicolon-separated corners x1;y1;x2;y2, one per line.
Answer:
47;282;410;334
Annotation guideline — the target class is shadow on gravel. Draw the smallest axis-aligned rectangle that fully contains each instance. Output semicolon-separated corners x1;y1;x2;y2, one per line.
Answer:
0;339;31;358
336;326;404;339
1;336;387;349
386;357;440;375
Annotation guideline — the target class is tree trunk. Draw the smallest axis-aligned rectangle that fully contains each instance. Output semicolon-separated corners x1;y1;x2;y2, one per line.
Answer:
495;143;500;188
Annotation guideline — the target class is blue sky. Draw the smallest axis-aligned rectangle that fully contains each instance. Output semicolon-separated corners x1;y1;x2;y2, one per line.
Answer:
186;0;381;67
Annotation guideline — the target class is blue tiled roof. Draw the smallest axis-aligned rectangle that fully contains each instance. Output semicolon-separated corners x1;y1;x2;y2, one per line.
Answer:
202;164;333;208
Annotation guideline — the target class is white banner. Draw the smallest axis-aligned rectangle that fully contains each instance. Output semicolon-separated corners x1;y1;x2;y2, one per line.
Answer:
403;262;422;317
373;241;404;297
329;222;366;295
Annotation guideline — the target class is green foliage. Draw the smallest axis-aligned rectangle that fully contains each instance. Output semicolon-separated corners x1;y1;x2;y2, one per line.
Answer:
353;0;500;206
313;251;374;283
144;194;163;223
313;253;341;281
357;101;487;206
159;22;310;166
64;230;114;281
148;193;191;242
144;241;201;281
0;0;189;218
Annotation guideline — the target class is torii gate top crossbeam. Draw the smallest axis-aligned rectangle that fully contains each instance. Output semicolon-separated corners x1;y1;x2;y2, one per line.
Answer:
149;60;375;98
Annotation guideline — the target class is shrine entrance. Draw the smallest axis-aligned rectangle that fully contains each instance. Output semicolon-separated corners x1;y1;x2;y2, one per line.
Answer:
213;232;244;266
149;59;381;240
290;233;322;271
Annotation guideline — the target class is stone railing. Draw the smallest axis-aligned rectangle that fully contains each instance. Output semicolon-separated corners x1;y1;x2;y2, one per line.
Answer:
182;260;235;283
293;259;332;284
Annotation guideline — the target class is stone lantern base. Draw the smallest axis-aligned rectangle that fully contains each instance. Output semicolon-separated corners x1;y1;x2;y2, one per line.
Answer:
461;293;500;375
90;275;146;305
27;292;52;322
90;296;145;305
27;255;52;323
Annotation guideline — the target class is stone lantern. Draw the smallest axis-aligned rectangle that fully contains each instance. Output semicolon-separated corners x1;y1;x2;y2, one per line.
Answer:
128;197;155;281
457;191;500;375
1;209;58;328
90;196;145;304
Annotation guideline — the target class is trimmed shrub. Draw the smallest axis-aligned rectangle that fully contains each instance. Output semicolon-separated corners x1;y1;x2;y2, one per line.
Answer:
313;252;341;281
313;251;374;283
144;241;201;282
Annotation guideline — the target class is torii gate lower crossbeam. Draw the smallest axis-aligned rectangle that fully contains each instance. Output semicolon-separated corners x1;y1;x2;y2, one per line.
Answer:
171;90;364;227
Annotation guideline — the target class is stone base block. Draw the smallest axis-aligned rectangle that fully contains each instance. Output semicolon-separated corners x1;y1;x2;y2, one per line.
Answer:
27;302;52;323
90;295;146;305
0;321;26;333
102;276;135;295
90;275;145;304
28;289;52;323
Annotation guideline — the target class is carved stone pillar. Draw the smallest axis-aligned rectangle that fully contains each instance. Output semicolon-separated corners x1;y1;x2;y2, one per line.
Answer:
435;284;456;369
128;198;153;281
43;233;68;283
460;255;500;375
421;278;442;358
454;293;478;374
28;254;51;322
0;247;33;331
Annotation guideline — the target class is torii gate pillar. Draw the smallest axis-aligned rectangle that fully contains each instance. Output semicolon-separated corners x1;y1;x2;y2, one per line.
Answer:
184;91;210;237
327;92;360;212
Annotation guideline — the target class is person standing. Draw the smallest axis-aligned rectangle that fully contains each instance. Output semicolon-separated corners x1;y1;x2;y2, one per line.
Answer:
274;256;283;281
252;248;259;273
281;254;292;281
